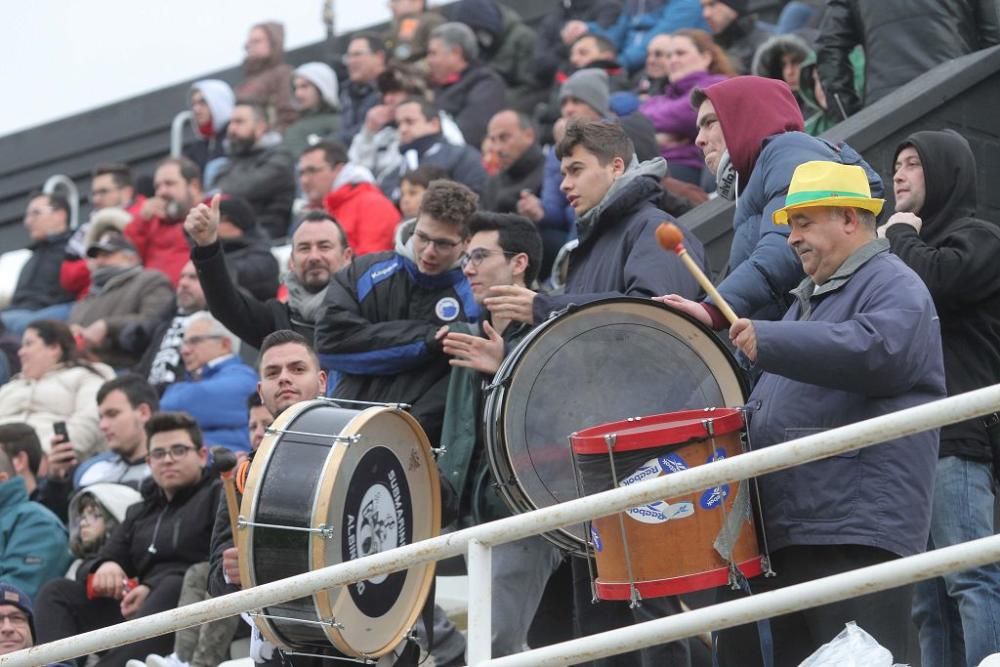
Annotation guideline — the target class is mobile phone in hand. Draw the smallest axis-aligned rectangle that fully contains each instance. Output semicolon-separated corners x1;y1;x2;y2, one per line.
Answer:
53;421;70;444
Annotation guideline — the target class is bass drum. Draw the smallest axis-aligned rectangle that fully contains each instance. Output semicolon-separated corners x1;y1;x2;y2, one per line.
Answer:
238;401;440;658
483;297;748;556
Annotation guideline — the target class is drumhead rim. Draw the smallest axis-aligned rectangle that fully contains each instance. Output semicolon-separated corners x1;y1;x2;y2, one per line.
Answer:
570;407;745;455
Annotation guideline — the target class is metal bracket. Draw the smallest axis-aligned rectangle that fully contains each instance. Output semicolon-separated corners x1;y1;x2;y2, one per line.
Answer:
238;517;335;539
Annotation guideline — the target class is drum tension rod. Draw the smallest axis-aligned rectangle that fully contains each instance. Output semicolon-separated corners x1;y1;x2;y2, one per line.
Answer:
604;433;644;609
284;651;376;664
314;396;412;410
237;516;335;539
247;610;345;630
264;427;362;445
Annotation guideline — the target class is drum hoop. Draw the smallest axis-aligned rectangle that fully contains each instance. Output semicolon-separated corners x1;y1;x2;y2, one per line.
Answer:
570;407;745;455
312;406;441;658
237;398;316;650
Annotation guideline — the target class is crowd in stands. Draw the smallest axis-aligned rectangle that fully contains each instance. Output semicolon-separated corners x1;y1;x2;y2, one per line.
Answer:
1;0;999;665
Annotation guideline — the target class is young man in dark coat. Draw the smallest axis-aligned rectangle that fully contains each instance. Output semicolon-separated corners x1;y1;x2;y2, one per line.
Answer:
481;110;545;214
880;129;1000;667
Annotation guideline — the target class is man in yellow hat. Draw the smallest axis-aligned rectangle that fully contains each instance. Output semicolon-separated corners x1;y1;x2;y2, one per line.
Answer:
716;161;947;666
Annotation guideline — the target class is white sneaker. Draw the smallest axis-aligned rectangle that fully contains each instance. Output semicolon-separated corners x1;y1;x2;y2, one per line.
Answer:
978;655;1000;667
145;653;190;667
124;661;146;667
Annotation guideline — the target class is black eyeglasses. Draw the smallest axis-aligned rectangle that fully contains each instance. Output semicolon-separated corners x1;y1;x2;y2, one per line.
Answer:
413;230;462;251
182;334;224;347
0;612;29;627
460;249;518;268
147;444;197;462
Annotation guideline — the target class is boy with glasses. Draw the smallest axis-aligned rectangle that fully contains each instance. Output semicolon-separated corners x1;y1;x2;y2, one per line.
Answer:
34;413;221;665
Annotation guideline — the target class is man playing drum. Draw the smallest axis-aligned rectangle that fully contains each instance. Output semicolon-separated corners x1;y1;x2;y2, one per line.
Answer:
719;161;945;665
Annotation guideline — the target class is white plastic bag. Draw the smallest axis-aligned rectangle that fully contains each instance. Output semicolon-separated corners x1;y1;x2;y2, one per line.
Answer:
798;622;908;667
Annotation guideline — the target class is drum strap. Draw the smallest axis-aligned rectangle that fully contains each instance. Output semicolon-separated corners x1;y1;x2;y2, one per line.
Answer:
710;570;774;667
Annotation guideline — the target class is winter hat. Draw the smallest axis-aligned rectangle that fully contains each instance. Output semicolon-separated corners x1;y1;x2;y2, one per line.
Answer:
717;0;748;15
773;161;884;225
451;0;504;42
560;69;611;117
190;79;236;134
0;582;35;642
294;62;340;111
219;196;257;233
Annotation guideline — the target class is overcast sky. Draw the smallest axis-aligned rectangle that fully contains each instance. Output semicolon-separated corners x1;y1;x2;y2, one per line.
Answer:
0;0;395;138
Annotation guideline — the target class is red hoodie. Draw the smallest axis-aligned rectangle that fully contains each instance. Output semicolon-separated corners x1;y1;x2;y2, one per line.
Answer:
323;183;401;256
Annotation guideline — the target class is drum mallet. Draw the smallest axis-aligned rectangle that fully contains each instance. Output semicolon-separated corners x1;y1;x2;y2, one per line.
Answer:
656;222;739;325
211;446;241;535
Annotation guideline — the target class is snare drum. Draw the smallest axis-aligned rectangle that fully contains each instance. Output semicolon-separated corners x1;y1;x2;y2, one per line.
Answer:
483;297;748;556
237;400;440;658
570;408;764;600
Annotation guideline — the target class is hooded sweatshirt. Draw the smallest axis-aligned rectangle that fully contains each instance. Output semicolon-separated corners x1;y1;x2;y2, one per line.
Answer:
237;21;297;133
885;130;1000;461
282;62;342;158
66;483;142;578
323;163;401;255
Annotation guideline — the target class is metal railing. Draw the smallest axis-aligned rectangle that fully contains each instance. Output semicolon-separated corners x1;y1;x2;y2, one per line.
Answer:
170;110;193;158
4;384;1000;667
42;174;80;229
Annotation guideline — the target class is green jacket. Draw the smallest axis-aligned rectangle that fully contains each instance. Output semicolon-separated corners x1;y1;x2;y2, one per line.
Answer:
801;47;866;137
0;477;72;598
281;110;341;159
437;320;531;526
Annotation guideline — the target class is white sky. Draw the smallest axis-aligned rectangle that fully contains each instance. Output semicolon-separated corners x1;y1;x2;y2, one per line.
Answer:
0;0;395;138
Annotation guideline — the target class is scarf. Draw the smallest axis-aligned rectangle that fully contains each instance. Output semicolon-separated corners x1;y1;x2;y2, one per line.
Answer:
89;265;140;295
284;272;328;324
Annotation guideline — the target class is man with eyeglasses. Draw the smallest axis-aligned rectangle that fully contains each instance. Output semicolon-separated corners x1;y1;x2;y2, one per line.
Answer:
34;412;221;665
160;313;257;454
336;33;388;146
0;582;73;664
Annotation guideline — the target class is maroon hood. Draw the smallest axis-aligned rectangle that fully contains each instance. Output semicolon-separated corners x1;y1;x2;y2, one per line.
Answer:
702;76;803;184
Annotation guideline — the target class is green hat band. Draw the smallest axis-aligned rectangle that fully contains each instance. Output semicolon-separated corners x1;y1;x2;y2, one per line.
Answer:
784;189;872;206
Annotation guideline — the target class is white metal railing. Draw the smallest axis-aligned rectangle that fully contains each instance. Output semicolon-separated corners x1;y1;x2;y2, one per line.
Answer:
4;384;999;667
170;110;193;158
42;174;80;229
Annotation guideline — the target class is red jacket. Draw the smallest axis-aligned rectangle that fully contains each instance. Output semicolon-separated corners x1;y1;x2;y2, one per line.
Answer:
323;182;401;256
124;211;190;286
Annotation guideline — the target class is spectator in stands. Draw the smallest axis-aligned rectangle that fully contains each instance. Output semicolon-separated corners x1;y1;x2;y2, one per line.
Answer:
0;582;74;664
427;22;507;148
658;76;882;330
160;313;256;454
35;412;221;665
700;0;771;74
0;320;114;457
0;449;71;599
879;130;1000;667
126;156;201;286
533;0;621;90
187;202;352;349
752;33;813;116
215;196;279;300
817;1;1000;121
384;97;487;199
68;230;174;368
349;64;466;197
282;62;341;159
564;0;707;73
62;207;133;303
0;423;43;502
569;34;630;89
211;101;297;240
0;193;75;337
184;80;235;179
65;483;142;579
337;33;388;146
316;180;481;446
450;0;542;110
481;110;544;214
384;0;445;62
399;165;448;219
247;392;273;452
634;33;674;99
39;376;155;523
133;261;206;395
639;29;734;184
796;48;865;136
91;163;146;217
237;21;297;133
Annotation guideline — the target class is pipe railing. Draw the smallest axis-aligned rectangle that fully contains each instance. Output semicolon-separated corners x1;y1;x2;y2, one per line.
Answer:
42;174;80;229
4;384;999;666
170;110;193;158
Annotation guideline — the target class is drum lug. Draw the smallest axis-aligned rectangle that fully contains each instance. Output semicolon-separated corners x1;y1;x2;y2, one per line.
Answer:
237;516;336;539
432;446;447;457
761;555;776;578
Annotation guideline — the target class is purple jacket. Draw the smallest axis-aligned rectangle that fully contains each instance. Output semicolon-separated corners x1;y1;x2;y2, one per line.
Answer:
639;71;728;170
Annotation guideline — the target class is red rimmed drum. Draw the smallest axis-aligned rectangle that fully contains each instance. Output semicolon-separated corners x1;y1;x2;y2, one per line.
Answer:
570;407;764;601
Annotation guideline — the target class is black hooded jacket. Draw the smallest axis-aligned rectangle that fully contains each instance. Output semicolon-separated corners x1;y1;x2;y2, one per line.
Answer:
885;130;1000;461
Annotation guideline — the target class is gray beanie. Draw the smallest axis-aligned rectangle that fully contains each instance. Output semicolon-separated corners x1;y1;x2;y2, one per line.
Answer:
560;69;610;117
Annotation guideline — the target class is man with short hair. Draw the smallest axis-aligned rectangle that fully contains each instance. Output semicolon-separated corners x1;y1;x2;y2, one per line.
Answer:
699;0;770;74
718;161;944;665
90;163;145;215
0;582;74;664
126;156;202;286
187;197;353;348
37;375;156;522
0;449;72;600
437;213;563;658
35;412;221;665
0;424;43;500
246;393;273;452
879;130;1000;667
383;97;487;199
660;76;882;330
0;193;75;336
568;33;629;88
211;101;296;240
160;313;258;454
337;33;388;145
68;230;174;368
481;111;545;214
316;180;480;445
298;141;401;255
427;22;507;148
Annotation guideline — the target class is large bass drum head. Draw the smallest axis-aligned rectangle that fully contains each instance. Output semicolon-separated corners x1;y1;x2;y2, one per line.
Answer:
489;298;747;554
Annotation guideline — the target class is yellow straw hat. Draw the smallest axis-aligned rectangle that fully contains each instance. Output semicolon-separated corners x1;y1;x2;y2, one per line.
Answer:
773;161;884;225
